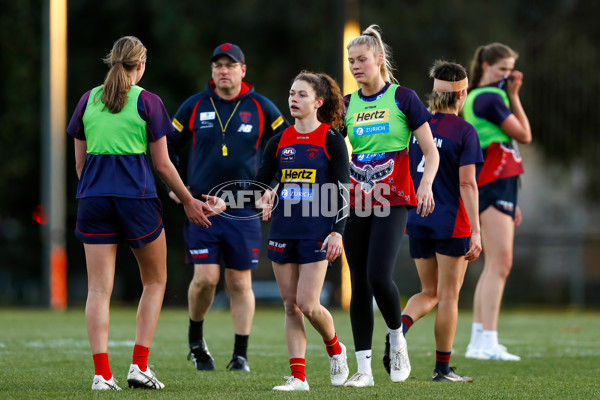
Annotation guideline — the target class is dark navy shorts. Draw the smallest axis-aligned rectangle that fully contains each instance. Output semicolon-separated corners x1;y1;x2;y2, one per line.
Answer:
267;238;327;264
409;236;471;259
479;176;519;219
184;208;260;270
75;197;163;248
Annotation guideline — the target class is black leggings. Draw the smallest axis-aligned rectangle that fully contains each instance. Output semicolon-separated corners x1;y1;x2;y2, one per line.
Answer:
343;206;408;351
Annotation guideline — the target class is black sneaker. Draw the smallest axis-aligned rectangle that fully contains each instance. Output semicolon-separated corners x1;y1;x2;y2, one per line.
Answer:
383;333;391;375
227;354;250;372
188;339;216;371
432;367;473;382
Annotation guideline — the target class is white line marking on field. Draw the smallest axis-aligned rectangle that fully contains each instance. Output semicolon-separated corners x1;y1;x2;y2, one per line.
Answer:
23;339;136;348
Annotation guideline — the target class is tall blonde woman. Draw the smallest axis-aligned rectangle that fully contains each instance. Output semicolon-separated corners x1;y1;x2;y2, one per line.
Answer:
67;36;223;390
342;25;439;387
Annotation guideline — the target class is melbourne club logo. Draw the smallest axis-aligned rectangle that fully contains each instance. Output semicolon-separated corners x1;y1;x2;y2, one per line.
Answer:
239;112;251;123
349;159;394;193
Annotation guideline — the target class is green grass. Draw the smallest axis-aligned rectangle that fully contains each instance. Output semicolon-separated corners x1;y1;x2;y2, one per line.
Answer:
0;307;599;399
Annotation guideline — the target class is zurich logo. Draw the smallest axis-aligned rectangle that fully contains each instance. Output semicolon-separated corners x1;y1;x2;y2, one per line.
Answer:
355;127;364;136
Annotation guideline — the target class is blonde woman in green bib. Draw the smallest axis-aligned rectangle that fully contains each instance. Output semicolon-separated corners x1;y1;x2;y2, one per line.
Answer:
341;24;439;387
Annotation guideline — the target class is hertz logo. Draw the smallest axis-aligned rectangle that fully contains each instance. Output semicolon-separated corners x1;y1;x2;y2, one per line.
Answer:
353;109;389;125
281;169;316;183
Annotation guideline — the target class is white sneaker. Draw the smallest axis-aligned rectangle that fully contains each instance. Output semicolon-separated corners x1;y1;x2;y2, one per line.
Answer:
329;342;349;386
273;376;309;391
389;334;411;382
127;364;165;389
480;344;521;361
91;375;121;391
344;372;374;387
465;344;485;359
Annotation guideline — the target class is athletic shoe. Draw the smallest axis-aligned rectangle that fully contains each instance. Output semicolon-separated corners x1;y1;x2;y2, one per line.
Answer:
432;367;473;382
188;339;216;370
329;342;349;386
91;375;121;391
272;376;309;391
343;372;374;387
465;343;484;359
227;355;250;372
127;364;165;389
383;333;391;374
480;344;521;361
389;334;411;382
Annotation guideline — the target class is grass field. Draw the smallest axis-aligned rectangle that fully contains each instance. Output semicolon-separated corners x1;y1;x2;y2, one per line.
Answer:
0;306;599;399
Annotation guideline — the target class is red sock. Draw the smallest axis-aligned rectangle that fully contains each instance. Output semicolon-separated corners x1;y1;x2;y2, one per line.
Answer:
133;344;149;372
290;358;305;382
324;335;342;357
401;315;414;334
92;353;112;380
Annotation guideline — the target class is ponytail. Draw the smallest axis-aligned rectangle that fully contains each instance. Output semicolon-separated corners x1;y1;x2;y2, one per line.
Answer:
469;42;518;91
347;24;398;84
98;36;147;113
292;71;344;130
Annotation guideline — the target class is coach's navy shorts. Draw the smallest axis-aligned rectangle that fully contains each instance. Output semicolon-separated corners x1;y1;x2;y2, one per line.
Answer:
267;238;327;264
479;176;519;219
75;197;163;248
409;236;471;259
184;208;260;270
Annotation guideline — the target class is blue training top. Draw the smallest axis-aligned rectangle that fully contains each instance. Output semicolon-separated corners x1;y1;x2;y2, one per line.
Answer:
168;81;289;198
407;112;483;239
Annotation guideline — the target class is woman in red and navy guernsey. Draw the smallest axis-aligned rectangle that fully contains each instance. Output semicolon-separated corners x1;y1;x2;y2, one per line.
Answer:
403;61;483;382
256;71;351;391
463;43;532;362
67;36;221;391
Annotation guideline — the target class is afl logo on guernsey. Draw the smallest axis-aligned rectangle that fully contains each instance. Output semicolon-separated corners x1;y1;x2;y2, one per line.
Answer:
281;147;296;162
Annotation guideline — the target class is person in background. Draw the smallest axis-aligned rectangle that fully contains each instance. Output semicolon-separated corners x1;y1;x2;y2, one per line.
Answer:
168;43;289;372
342;24;439;387
255;71;350;391
67;36;223;391
402;60;483;382
463;42;532;361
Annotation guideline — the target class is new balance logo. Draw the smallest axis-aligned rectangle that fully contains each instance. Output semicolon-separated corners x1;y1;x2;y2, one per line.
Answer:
238;124;253;133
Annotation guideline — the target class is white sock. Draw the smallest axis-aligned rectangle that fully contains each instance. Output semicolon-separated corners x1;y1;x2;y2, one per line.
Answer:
468;322;483;348
388;325;405;349
355;350;372;375
482;330;498;350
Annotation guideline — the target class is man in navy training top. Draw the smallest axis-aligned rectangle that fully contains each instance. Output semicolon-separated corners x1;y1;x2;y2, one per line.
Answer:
168;43;289;372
